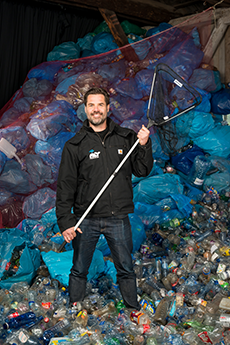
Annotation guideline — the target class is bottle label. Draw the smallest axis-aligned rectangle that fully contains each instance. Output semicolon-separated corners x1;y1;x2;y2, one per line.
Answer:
8;311;19;319
42;302;52;309
194;178;204;186
217;263;226;274
18;331;29;343
130;311;144;324
211;244;218;254
211;252;219;262
198;331;213;344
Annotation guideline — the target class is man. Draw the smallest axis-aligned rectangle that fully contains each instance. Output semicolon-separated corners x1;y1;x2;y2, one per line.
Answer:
56;87;153;309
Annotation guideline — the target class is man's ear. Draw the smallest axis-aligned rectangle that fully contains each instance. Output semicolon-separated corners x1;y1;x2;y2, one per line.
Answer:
107;104;110;112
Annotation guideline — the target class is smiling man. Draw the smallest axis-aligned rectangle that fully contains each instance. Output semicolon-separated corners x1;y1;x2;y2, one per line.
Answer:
56;87;153;309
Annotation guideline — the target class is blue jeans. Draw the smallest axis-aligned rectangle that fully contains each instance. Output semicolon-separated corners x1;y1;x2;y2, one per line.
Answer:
69;216;140;310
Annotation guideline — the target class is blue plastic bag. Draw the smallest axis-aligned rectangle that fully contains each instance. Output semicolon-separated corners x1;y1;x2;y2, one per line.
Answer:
22;78;53;98
115;78;142;100
91;32;119;54
171;144;205;175
135;69;154;97
211;88;230;115
0;126;30;152
47;41;80;61
133;174;184;204
23;154;54;187
0;228;40;289
134;202;164;229
27;61;64;82
41;248;105;286
193;124;230;158
22;187;56;219
146;22;172;37
188;111;215;139
204;171;230;192
189;68;222;93
98;60;126;83
110;95;146;122
129;213;146;252
0;160;37;195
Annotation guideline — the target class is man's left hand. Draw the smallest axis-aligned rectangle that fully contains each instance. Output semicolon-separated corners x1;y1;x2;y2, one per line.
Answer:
137;125;150;146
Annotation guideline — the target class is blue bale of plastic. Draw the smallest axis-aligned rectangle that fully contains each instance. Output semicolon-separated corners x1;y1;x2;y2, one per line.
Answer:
27;61;64;82
22;187;56;219
211;88;230;115
55;63;85;86
193;123;230;158
22;78;53;98
55;72;83;95
47;41;81;61
133;174;184;204
0;160;37;195
13;97;34;113
189;68;222;93
171;144;205;175
41;248;105;286
91;32;119;54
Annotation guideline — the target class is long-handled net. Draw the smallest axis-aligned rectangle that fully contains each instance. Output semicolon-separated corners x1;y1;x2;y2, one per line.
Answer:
147;63;202;155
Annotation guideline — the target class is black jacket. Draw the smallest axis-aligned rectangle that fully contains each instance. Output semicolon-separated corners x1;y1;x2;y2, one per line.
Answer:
56;117;153;233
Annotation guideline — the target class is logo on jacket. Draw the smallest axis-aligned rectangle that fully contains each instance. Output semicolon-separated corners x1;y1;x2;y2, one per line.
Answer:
89;149;100;160
118;149;123;155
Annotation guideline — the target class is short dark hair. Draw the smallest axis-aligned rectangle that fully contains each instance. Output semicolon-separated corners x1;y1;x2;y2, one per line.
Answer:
84;87;110;106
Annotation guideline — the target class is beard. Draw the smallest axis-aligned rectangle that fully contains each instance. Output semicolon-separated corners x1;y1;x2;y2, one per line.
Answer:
88;112;107;126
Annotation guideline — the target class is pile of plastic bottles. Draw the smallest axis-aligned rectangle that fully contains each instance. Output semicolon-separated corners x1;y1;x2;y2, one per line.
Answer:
1;188;230;344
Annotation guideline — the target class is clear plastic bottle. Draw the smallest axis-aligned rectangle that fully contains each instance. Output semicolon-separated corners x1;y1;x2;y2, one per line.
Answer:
130;310;151;325
187;155;211;189
153;296;173;325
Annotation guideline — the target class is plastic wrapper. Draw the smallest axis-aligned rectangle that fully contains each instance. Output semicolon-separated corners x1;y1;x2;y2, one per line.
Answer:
171;144;205;175
97;59;126;83
129;213;146;252
91;32;119;55
0;126;30;152
110;95;146;122
27;61;64;82
22;187;56;219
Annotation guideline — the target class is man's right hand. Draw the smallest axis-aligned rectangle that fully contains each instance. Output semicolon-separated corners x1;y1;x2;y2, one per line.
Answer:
63;226;82;243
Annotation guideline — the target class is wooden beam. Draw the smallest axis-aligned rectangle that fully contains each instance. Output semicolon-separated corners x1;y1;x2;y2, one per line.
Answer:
99;8;139;62
41;0;180;25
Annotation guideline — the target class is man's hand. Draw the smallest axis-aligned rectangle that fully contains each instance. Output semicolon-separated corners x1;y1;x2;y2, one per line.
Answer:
137;125;150;146
63;226;82;243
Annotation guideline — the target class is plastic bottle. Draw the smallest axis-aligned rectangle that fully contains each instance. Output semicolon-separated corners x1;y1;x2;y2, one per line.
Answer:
130;310;151;325
92;301;116;317
187;155;211;189
3;311;37;329
153;296;173;325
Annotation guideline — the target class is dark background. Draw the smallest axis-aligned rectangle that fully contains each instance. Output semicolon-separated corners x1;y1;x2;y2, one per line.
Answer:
0;0;104;111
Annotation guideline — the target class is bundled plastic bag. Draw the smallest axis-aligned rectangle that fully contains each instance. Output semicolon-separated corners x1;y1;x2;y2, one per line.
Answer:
211;88;230;114
110;94;146;122
96;234;111;256
115;78;142;100
133;174;184;204
0;160;37;195
193;124;230;158
0;152;6;174
171;144;205;175
23;154;54;187
97;59;126;83
134;202;164;229
135;69;154;97
26;100;77;141
47;41;80;61
35;131;75;178
204;171;230;192
189;68;222;93
41;248;105;286
0;228;40;289
0;126;30;152
188;111;215;139
91;32;119;54
22;78;53;98
27;61;64;82
22;187;56;219
146;22;172;37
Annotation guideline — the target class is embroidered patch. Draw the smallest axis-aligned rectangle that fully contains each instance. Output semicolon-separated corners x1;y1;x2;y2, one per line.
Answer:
89;150;100;159
118;149;123;154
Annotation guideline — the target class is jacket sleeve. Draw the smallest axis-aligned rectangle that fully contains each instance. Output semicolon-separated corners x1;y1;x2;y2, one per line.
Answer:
131;136;153;177
56;143;79;233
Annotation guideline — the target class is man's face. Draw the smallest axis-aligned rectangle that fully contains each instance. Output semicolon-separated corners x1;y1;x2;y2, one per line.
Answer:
85;94;109;127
